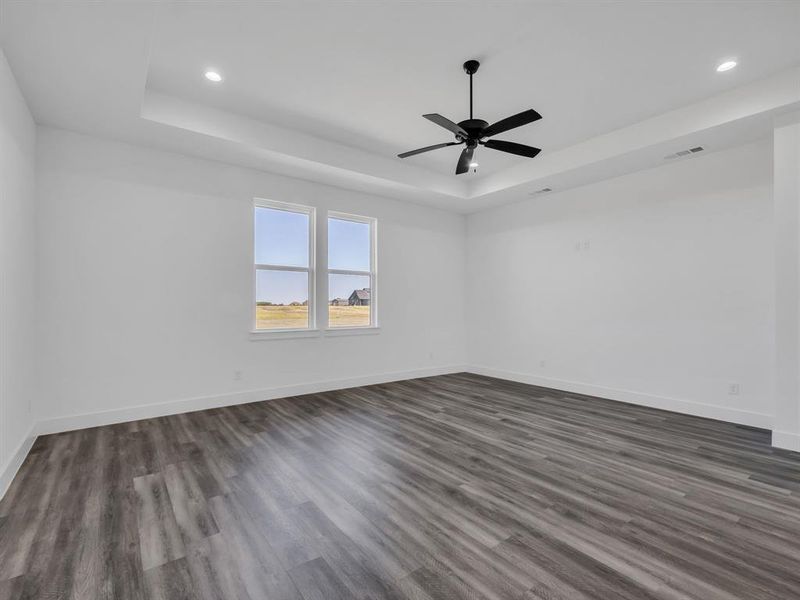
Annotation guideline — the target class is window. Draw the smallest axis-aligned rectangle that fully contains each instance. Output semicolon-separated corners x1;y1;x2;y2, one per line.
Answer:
253;200;315;330
328;212;376;328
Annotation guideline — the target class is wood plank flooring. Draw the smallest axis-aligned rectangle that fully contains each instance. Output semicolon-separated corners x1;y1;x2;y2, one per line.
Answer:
1;372;799;600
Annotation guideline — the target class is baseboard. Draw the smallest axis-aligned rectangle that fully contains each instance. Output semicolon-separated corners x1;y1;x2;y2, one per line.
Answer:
772;430;800;452
466;365;773;429
35;364;468;436
0;424;37;501
30;364;779;438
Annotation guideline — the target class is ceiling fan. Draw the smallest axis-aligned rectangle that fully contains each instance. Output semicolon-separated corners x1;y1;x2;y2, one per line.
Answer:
398;60;542;175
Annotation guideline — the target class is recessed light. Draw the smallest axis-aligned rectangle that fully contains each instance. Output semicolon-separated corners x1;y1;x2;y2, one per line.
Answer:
716;60;737;73
204;70;223;83
469;162;479;168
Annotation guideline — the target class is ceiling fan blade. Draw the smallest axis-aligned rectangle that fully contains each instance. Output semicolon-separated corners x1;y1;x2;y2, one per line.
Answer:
455;146;475;175
423;113;469;138
482;109;542;138
397;141;459;159
483;139;541;158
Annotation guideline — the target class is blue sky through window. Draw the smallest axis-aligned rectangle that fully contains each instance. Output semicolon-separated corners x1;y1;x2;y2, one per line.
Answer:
328;218;370;271
255;207;309;267
256;270;308;305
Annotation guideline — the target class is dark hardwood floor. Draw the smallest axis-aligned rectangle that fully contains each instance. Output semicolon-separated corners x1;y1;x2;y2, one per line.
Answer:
1;373;799;600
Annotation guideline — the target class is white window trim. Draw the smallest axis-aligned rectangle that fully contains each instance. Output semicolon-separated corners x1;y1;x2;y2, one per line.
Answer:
326;211;378;330
252;198;316;333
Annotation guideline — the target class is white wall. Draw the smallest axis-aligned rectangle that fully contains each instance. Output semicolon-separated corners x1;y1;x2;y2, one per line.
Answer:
467;141;775;428
0;49;37;494
35;127;467;431
773;115;800;451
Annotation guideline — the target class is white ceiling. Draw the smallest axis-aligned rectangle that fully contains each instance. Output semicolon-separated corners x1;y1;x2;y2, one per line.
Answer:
2;0;800;212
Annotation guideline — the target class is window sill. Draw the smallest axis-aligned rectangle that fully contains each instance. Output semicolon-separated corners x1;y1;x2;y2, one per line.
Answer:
249;329;320;341
323;326;381;337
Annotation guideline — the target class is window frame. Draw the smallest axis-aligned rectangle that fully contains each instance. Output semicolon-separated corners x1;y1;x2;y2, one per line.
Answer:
326;211;378;330
252;198;316;333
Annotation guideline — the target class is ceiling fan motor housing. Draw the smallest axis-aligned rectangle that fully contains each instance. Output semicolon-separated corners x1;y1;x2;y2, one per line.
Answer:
457;119;489;142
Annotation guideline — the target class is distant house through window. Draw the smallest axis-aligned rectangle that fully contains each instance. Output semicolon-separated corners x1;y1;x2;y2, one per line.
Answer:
253;199;315;330
348;288;370;306
328;212;376;328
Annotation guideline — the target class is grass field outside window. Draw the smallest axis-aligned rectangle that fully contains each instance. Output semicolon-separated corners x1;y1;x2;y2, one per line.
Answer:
256;304;370;329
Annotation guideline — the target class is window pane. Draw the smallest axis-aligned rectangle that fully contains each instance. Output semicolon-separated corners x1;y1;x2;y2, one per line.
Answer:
255;270;309;329
329;274;370;328
255;207;309;267
328;217;370;271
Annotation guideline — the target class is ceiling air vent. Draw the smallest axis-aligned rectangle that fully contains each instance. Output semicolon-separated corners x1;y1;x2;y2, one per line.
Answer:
664;146;704;160
530;187;553;195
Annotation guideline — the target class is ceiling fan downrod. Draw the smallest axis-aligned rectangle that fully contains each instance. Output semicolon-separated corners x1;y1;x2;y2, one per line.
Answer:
464;59;480;121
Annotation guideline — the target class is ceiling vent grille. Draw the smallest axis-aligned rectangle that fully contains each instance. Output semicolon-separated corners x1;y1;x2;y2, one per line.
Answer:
530;187;553;195
664;146;704;160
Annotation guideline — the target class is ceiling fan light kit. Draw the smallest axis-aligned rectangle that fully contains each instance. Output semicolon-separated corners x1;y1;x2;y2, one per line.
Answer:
398;59;542;175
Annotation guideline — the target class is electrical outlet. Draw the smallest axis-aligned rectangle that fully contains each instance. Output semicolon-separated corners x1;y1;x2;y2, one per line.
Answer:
728;382;740;396
234;370;243;381
539;360;546;368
